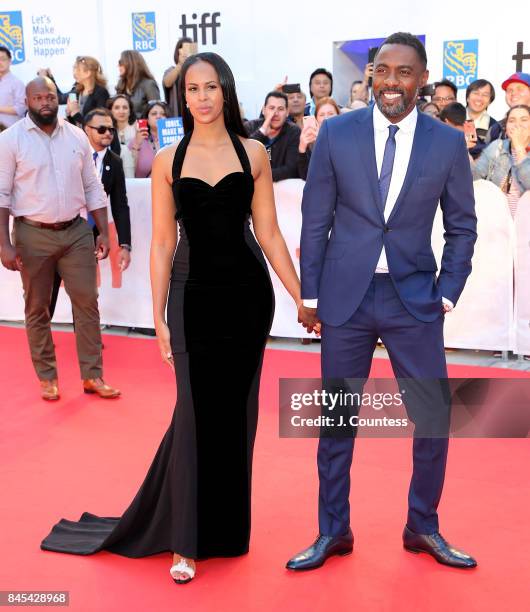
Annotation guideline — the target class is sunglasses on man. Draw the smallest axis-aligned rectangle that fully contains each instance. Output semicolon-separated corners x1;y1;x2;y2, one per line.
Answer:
87;125;116;135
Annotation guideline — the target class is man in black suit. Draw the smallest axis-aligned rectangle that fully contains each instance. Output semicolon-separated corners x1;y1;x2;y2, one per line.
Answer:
49;108;131;329
83;108;131;261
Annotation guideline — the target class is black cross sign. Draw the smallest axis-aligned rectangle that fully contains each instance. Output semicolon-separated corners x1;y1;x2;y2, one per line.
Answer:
512;42;530;72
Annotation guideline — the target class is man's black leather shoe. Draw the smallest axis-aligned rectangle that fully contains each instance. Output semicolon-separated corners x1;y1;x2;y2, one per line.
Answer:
403;526;477;568
286;528;353;571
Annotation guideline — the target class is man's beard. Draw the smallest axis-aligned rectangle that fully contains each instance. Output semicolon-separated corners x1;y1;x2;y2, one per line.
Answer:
375;89;413;118
28;108;58;126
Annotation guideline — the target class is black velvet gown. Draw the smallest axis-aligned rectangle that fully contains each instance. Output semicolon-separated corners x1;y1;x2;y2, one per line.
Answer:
41;131;275;560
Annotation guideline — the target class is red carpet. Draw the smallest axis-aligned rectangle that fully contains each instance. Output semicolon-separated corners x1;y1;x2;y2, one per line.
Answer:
1;326;529;612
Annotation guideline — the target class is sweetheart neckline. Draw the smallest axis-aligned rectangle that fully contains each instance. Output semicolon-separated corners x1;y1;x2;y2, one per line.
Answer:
176;171;251;189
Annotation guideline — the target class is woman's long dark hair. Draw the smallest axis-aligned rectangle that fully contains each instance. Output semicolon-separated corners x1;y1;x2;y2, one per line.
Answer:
178;52;247;137
116;50;156;95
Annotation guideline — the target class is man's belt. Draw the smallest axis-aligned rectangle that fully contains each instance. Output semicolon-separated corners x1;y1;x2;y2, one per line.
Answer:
17;215;80;230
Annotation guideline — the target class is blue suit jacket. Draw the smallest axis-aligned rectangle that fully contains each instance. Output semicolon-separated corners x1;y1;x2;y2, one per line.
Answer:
300;107;477;326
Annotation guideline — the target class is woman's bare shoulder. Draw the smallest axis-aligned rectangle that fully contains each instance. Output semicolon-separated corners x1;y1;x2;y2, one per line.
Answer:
155;142;179;162
238;136;268;173
152;142;181;183
154;142;179;168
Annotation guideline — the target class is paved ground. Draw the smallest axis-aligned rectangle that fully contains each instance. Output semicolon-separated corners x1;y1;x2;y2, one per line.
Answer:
3;320;529;372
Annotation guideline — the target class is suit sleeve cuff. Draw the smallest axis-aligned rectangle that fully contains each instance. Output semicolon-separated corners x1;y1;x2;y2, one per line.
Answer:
303;298;318;308
442;297;454;311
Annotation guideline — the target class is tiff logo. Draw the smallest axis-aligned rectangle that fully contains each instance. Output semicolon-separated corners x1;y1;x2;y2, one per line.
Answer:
179;12;221;45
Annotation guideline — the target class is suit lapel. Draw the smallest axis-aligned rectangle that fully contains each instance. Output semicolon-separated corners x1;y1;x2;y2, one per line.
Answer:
355;109;384;223
101;149;111;194
387;112;433;224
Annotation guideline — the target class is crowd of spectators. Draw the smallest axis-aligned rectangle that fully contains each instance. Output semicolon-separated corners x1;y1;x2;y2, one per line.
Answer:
0;40;529;202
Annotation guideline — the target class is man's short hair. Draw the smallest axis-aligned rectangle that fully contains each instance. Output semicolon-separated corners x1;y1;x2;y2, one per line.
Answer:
84;107;113;125
264;90;288;107
309;68;333;96
434;79;458;98
0;46;12;59
466;79;495;104
439;102;466;126
378;32;427;68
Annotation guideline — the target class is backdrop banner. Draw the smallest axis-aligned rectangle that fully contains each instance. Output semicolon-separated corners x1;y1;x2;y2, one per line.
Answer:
3;0;528;121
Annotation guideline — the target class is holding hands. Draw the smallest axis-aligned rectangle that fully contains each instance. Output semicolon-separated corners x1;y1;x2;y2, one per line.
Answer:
297;302;321;336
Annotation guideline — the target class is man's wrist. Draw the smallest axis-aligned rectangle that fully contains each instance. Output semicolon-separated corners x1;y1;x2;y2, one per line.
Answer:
303;298;318;308
120;244;132;251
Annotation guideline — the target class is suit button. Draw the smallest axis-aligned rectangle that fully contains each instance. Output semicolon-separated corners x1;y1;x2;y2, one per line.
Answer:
384;225;391;233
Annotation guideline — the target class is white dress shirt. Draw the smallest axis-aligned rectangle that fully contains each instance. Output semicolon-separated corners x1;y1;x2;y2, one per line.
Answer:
0;116;107;223
90;146;113;223
303;105;453;310
91;147;107;177
373;103;417;272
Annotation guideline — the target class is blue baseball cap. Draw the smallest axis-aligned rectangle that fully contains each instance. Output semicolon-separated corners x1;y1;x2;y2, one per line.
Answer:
502;72;530;90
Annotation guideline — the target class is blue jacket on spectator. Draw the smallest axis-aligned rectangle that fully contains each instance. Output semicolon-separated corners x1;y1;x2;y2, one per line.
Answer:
472;138;530;194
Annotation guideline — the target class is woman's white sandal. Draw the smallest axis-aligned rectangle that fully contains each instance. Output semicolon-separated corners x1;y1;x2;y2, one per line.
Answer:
169;559;195;584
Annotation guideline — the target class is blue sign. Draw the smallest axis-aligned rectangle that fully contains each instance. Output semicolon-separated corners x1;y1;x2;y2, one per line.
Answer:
443;40;479;89
0;11;25;64
132;12;156;52
157;117;184;148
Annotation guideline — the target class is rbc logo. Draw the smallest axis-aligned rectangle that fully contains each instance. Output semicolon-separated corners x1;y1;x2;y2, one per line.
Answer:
0;12;25;65
132;12;156;52
443;40;478;89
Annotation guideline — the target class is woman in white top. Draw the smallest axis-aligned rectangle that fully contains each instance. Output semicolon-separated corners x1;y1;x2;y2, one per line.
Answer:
107;94;137;178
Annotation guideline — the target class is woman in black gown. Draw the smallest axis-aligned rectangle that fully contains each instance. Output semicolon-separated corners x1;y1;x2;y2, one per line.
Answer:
41;53;307;583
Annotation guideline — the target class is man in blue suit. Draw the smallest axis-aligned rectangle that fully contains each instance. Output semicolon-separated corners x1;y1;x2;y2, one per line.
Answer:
287;33;478;571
